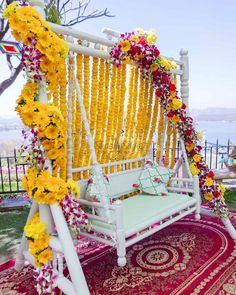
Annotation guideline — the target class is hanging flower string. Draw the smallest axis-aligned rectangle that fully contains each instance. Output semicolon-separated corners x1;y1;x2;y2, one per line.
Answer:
109;28;228;217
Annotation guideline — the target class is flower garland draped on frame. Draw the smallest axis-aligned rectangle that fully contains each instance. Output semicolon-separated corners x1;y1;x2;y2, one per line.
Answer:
109;28;228;218
3;2;89;293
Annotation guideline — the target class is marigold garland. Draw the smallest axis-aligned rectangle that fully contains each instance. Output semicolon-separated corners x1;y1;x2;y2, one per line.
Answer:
78;54;90;177
170;128;177;169
144;91;159;156
102;65;118;167
98;62;110;163
90;57;99;136
94;58;105;156
73;53;83;179
118;66;135;161
156;106;165;163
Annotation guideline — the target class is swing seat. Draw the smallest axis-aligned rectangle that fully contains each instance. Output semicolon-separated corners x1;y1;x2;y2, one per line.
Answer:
91;192;197;235
77;159;201;267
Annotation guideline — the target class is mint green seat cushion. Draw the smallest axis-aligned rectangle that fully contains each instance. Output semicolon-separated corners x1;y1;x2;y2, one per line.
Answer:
91;193;196;235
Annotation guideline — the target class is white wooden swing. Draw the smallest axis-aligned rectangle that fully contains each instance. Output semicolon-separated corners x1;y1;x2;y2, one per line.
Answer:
15;1;236;295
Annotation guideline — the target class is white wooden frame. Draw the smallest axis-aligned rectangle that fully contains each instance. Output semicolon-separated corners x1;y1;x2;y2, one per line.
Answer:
16;1;236;294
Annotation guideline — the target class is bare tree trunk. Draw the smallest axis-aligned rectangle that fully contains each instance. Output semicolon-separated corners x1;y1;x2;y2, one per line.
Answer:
0;63;23;96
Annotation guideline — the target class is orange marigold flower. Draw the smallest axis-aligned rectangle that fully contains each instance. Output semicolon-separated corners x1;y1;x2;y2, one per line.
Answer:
205;177;213;187
193;154;201;163
204;192;213;201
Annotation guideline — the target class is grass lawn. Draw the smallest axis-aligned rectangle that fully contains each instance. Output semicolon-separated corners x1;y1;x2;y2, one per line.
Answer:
0;208;29;264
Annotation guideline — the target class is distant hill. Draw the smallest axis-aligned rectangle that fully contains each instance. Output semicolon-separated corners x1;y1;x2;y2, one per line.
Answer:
190;108;236;121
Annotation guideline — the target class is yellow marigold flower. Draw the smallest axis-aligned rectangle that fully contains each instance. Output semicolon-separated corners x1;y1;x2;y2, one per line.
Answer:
123;56;131;64
197;131;203;141
3;2;18;18
205;177;213;187
8;16;20;30
136;27;145;35
40;56;53;72
59;42;70;58
67;179;80;198
120;40;131;52
186;143;195;152
159;57;171;71
172;98;183;110
193;154;201;163
219;183;226;198
130;34;139;43
11;29;22;42
21;109;35;127
150;63;158;72
204;192;213;201
38;30;53;49
45;125;59;139
29;240;43;255
190;163;200;176
24;220;46;240
147;30;157;45
37;248;53;265
47;147;61;160
170;61;177;69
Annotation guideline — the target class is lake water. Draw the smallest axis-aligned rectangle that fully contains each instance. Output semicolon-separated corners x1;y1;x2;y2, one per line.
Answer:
0;121;236;147
197;121;236;144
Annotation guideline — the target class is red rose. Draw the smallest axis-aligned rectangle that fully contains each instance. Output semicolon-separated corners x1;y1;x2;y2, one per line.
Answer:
207;171;214;178
161;74;169;83
138;36;147;45
167;111;174;118
153;48;160;56
189;150;196;157
196;145;202;151
155;89;162;97
213;190;220;198
186;130;192;136
131;46;140;56
182;103;186;109
169;83;176;91
152;70;159;78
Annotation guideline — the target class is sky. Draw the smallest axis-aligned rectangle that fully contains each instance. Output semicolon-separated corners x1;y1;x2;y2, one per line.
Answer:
0;0;236;118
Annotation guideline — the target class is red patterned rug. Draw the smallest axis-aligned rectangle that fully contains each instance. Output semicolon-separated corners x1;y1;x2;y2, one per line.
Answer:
0;212;236;295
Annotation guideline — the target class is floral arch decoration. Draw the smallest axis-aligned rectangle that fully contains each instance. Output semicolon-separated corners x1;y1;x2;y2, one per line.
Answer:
109;29;228;218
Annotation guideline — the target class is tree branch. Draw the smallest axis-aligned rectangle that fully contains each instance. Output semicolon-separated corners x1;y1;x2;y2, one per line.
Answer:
6;54;13;71
0;62;23;96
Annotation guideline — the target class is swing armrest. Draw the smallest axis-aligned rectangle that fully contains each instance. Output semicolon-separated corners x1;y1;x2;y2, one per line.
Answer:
167;177;194;194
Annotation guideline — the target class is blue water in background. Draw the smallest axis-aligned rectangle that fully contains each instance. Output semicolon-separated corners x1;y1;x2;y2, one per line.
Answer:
197;121;236;144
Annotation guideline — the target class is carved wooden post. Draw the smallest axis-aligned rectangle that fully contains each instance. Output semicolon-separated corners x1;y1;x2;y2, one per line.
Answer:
179;49;190;178
180;49;189;115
